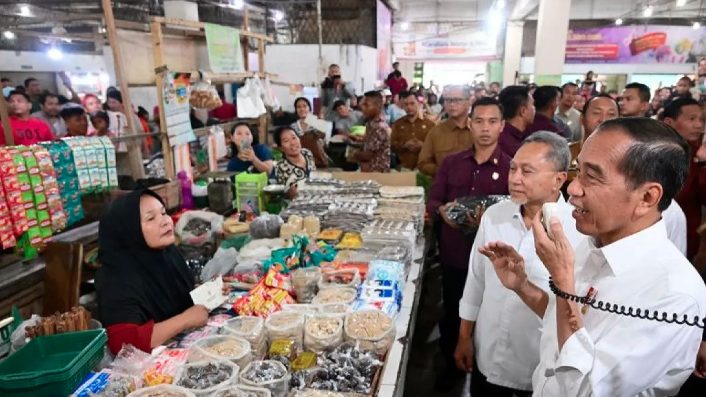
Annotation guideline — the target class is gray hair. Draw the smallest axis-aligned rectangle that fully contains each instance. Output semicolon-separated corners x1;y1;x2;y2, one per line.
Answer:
521;131;571;172
442;85;472;99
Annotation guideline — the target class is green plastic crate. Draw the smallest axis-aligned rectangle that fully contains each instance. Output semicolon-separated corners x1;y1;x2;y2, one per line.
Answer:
0;329;106;397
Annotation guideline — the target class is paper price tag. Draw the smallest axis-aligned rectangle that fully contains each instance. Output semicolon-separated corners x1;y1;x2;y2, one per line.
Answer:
189;277;227;311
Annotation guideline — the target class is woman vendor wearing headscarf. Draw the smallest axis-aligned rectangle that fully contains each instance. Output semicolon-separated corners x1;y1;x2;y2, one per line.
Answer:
96;189;208;355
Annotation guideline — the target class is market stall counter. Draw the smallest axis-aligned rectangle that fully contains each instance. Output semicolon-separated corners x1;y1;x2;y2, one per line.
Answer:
0;171;430;397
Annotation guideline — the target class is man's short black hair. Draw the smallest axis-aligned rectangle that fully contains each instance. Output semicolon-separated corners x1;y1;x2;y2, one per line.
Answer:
489;81;501;87
498;85;531;119
661;97;700;121
90;110;110;125
624;82;651;103
582;93;618;115
398;90;415;100
392;70;402;78
471;97;503;118
596;117;690;211
392;61;399;66
561;82;578;91
364;90;383;101
24;78;37;88
329;64;339;69
60;105;86;120
8;90;30;102
40;92;59;106
332;100;347;111
1;78;9;83
273;125;297;147
533;86;561;112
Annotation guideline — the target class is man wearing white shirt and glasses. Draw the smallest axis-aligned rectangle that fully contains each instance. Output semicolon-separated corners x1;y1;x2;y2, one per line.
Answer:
455;131;585;396
481;118;706;396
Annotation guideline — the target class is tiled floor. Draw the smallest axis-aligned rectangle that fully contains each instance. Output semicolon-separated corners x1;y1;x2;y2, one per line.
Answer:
403;262;471;397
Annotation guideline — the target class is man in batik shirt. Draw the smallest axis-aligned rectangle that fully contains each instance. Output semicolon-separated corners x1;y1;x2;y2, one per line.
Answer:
354;90;391;172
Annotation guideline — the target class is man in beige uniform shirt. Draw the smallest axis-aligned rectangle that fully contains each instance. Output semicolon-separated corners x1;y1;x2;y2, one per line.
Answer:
418;85;474;177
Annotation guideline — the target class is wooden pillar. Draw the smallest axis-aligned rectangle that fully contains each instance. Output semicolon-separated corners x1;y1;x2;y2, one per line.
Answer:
0;94;14;146
101;0;145;179
258;113;267;145
258;39;265;74
241;7;250;72
150;20;176;180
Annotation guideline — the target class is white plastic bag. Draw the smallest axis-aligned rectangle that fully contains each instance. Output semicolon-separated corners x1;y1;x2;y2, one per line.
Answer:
175;360;239;396
304;314;343;353
263;77;280;110
201;247;238;281
344;310;395;356
175;210;225;245
265;311;305;347
188;335;252;370
222;316;268;360
207;125;229;171
237;78;266;117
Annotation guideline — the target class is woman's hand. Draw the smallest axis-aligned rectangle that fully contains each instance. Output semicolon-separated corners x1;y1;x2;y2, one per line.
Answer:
180;305;209;329
238;148;257;162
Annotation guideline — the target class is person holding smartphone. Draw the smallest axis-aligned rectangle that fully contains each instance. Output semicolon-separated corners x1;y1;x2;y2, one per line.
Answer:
227;122;274;173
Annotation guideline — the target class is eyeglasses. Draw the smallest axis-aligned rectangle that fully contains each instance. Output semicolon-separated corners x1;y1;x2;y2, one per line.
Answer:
445;97;467;104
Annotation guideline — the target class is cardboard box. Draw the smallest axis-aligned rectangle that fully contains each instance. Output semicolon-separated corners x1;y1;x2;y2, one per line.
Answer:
331;171;417;187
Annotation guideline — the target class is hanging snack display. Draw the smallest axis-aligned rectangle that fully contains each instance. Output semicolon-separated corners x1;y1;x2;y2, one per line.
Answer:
32;146;67;233
41;140;84;227
0;148;28;241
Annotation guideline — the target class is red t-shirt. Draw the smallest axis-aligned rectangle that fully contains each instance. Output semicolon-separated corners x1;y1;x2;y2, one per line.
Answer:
209;102;237;120
0;116;55;146
386;78;408;96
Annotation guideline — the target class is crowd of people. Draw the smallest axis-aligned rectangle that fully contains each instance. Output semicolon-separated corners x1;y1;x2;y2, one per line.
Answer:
296;64;706;396
0;75;158;156
3;62;706;396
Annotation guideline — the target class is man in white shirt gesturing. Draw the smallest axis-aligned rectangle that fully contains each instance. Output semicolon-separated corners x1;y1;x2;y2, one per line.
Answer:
480;117;706;396
455;131;585;396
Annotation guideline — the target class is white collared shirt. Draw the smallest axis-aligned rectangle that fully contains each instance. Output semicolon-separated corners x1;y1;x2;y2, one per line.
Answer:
459;195;585;391
663;199;687;256
533;220;706;397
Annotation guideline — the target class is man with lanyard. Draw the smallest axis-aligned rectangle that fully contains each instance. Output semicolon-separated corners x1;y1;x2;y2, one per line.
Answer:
427;97;511;391
455;131;584;396
482;118;706;396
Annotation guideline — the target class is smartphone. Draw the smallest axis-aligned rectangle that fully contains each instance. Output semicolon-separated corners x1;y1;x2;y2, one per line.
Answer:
240;137;252;152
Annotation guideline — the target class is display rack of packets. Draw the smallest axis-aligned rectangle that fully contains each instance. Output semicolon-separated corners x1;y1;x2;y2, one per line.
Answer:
42;140;83;227
62;137;118;193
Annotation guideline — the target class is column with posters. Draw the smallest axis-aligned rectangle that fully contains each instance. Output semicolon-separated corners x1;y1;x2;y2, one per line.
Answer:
162;71;196;179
